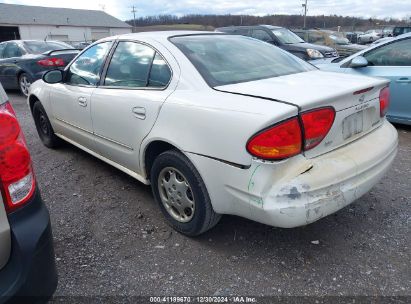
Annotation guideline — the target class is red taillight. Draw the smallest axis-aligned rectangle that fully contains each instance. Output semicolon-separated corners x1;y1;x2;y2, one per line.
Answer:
37;57;65;67
301;107;335;150
0;101;35;213
379;86;390;117
247;108;335;160
246;118;302;160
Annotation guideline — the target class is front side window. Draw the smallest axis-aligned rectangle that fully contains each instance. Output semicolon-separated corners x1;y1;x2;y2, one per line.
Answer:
66;42;111;86
171;35;315;87
3;43;23;58
364;38;411;66
104;41;171;88
251;30;272;42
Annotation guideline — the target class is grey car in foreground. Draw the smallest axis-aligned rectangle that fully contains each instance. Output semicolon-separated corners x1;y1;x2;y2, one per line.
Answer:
0;84;57;303
314;33;411;125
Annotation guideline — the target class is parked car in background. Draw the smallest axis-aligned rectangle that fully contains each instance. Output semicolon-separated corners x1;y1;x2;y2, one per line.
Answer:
215;25;338;61
370;36;393;46
293;29;366;58
0;40;79;96
393;26;411;37
28;32;397;236
381;26;394;37
315;33;411;125
358;29;383;44
0;83;57;302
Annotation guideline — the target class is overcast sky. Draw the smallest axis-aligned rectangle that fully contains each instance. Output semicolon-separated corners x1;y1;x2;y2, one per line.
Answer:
2;0;411;20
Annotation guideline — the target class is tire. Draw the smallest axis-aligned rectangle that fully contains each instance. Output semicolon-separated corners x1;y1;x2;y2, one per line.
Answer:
32;101;61;148
19;73;31;97
150;150;221;236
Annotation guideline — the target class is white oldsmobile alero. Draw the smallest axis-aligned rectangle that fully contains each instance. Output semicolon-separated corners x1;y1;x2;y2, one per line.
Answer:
28;31;398;236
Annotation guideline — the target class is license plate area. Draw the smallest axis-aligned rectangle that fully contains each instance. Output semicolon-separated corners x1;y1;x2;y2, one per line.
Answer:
343;111;364;140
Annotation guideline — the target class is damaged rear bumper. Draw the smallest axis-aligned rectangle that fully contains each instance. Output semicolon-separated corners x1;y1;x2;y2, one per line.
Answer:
187;120;398;228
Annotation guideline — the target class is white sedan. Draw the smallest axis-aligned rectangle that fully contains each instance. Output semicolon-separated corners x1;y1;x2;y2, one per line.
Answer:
28;32;398;236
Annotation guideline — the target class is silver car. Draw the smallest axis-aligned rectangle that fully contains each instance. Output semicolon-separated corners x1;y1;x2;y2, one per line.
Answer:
315;33;411;125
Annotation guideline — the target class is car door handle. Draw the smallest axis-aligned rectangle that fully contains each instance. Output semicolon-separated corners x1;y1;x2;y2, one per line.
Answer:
78;97;88;107
396;78;411;84
132;107;146;120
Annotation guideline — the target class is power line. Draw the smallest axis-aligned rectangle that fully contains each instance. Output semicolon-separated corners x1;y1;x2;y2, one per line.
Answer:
131;5;137;29
302;0;308;29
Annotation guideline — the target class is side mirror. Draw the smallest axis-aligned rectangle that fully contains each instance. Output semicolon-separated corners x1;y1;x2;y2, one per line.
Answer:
43;70;63;84
349;56;369;68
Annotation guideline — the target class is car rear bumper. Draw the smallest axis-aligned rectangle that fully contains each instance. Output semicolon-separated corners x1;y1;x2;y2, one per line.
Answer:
187;120;398;228
0;189;57;303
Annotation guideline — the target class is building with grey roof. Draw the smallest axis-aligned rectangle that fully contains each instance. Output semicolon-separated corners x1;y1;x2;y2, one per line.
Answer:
0;3;132;43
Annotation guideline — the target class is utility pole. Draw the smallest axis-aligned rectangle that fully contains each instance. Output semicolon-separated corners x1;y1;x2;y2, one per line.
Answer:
131;5;137;30
302;0;308;29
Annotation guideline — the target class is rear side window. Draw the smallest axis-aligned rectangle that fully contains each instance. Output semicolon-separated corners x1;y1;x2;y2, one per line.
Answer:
2;43;23;58
23;41;73;54
66;41;112;86
171;35;314;87
104;41;171;88
0;43;5;58
365;38;411;66
148;53;171;87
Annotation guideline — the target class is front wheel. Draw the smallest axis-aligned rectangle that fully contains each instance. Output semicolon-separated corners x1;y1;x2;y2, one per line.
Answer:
32;101;61;148
150;150;221;236
19;73;31;96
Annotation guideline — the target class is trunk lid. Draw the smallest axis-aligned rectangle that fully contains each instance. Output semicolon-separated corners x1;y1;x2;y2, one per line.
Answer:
216;70;390;158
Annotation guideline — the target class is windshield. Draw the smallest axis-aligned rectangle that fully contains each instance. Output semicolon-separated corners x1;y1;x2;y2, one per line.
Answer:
23;41;73;54
271;28;305;44
170;35;315;87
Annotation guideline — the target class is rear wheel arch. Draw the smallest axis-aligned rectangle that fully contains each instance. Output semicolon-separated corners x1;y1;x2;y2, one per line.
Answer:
143;140;181;179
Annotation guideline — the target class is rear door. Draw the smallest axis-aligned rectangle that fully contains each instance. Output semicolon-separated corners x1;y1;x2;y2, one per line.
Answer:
91;40;177;173
0;86;11;270
347;38;411;123
49;41;112;149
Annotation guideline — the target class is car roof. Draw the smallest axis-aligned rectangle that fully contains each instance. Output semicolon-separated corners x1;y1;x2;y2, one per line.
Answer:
100;30;220;42
0;40;68;44
216;25;283;30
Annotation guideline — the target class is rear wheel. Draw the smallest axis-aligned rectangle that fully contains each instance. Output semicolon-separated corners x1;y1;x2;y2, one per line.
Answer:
19;73;31;96
32;101;61;148
150;150;221;236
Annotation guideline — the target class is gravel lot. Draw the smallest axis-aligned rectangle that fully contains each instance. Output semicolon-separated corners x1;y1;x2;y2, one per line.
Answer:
8;92;411;298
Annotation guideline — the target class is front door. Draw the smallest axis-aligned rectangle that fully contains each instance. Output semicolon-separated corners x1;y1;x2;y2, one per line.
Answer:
50;41;112;149
346;38;411;124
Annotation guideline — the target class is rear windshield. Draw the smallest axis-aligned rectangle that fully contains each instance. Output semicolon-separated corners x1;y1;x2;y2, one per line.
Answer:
170;35;315;87
23;41;73;54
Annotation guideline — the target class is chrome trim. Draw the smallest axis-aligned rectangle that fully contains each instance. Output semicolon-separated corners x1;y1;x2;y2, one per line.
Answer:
55;117;93;134
94;133;134;150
